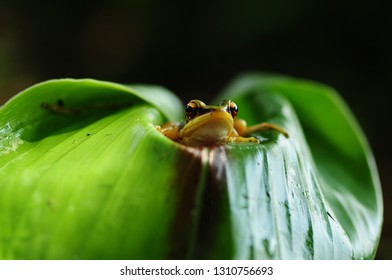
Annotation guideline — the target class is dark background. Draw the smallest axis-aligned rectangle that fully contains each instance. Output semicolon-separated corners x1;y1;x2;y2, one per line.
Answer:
1;0;391;258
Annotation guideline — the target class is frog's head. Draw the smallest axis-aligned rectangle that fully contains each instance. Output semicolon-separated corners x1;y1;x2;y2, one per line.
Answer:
179;99;238;146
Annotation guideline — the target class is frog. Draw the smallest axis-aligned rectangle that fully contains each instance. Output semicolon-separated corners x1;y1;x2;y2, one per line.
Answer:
156;99;289;146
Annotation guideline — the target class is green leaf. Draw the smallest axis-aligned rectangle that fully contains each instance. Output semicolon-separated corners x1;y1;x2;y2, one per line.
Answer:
0;79;190;259
215;73;383;259
0;75;382;259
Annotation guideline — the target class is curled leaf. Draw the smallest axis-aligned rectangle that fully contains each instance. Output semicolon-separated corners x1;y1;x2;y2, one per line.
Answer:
0;75;382;259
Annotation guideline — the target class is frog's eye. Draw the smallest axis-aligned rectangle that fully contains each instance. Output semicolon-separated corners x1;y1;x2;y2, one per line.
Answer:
185;100;204;121
229;101;238;118
185;103;196;120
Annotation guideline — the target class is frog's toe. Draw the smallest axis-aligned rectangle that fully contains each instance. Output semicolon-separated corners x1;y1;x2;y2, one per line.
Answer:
246;137;260;143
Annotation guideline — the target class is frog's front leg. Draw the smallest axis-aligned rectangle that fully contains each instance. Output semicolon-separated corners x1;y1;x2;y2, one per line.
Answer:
227;124;260;143
234;118;289;138
228;135;260;143
156;121;182;142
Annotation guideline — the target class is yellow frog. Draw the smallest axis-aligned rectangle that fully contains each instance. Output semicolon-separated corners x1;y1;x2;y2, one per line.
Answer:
157;99;288;146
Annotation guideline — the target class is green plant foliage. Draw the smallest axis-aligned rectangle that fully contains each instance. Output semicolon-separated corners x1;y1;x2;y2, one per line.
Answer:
219;73;383;259
0;75;382;259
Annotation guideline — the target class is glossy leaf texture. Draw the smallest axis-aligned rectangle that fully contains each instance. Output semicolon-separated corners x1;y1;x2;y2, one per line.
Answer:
214;73;383;259
0;79;195;259
0;75;383;259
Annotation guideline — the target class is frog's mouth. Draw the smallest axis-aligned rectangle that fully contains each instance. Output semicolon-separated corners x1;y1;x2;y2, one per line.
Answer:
180;111;234;146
